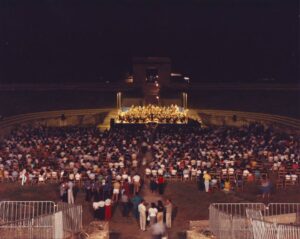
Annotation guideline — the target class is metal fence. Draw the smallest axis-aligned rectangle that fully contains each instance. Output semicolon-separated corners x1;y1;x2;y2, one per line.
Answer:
58;202;83;238
251;219;300;239
0;211;57;239
209;203;300;239
0;201;82;239
0;201;56;224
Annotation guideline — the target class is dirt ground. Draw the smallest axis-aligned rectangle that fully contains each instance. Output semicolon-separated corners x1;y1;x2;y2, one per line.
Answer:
1;181;300;239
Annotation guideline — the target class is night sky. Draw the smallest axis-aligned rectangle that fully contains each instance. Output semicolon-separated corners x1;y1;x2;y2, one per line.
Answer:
0;0;298;84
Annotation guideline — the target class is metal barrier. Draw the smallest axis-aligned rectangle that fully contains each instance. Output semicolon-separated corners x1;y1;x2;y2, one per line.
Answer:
0;201;82;239
246;209;263;220
58;202;83;237
0;201;56;224
209;203;300;239
0;212;56;239
251;219;300;239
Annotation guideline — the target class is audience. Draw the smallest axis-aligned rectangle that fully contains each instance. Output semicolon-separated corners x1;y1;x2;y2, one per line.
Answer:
0;121;299;224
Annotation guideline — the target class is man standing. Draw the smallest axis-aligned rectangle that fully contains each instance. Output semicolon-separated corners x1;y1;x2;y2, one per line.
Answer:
165;199;173;228
121;191;130;217
157;175;165;195
133;173;141;195
203;171;211;193
67;180;74;204
132;193;142;219
138;200;147;231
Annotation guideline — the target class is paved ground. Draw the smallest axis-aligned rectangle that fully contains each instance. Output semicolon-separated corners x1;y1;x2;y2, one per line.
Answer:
1;180;300;238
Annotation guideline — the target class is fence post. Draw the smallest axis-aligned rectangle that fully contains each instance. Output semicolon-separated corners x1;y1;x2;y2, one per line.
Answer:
53;211;63;239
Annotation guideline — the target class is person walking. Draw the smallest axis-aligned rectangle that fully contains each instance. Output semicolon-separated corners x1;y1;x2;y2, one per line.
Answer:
151;222;166;239
165;199;173;228
138;200;147;231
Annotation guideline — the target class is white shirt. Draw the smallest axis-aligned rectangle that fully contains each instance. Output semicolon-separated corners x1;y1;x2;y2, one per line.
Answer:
138;203;146;215
133;175;140;183
148;207;158;217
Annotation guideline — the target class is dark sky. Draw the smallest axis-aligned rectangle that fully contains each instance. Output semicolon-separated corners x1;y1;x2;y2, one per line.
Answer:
0;0;298;84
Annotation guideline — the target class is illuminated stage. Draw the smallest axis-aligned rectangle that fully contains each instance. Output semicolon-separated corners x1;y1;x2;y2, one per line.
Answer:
116;105;188;124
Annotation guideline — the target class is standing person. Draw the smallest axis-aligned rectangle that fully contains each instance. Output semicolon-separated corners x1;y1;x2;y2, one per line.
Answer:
67;180;74;204
105;199;112;221
133;173;141;195
122;179;130;196
150;176;157;193
203;171;211;193
165;199;173;228
156;200;164;223
60;182;66;202
198;172;205;191
132;193;143;219
20;169;27;186
157;175;165;195
138;200;147;231
92;201;100;220
121;191;130;217
98;200;105;220
148;203;158;226
84;180;92;201
261;175;271;200
112;180;121;201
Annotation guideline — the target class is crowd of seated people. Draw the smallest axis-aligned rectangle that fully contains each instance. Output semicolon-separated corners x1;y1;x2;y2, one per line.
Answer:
117;104;188;124
0;125;150;189
145;123;300;192
0;122;299;199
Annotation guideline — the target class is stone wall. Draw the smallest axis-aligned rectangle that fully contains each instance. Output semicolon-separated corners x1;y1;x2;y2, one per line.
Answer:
198;109;300;135
0;109;111;140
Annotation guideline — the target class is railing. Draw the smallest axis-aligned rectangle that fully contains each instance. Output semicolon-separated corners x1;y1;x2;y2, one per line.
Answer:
58;202;83;237
0;201;82;239
0;201;56;224
251;219;300;239
209;203;300;239
0;212;56;239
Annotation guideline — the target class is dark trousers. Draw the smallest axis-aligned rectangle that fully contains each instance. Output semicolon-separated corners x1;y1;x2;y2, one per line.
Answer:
158;183;164;195
122;202;129;217
85;189;91;201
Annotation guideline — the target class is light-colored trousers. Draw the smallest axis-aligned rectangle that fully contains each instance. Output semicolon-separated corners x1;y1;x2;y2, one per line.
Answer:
166;212;172;228
21;175;27;186
140;212;146;230
68;189;74;204
204;181;210;192
157;212;163;223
